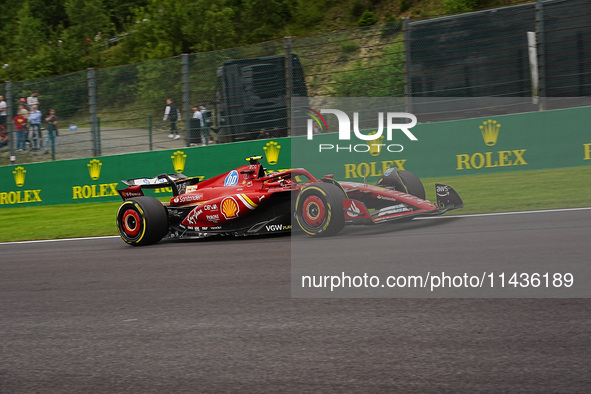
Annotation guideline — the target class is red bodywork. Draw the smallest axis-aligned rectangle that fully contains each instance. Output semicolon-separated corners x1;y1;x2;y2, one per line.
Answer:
119;161;456;232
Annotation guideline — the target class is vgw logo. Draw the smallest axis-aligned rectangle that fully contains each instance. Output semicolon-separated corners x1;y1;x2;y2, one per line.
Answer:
305;108;418;154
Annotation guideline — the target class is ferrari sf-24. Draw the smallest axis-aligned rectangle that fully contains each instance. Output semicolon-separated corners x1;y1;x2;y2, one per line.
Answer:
116;156;463;246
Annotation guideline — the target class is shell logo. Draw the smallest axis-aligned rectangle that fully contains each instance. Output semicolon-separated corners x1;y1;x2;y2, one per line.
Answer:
221;197;239;219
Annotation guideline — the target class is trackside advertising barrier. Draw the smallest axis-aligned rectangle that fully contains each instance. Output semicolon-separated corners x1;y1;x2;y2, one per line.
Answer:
1;106;590;207
0;139;291;208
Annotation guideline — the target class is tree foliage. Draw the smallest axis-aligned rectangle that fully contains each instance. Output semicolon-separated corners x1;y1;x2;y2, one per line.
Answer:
0;0;489;82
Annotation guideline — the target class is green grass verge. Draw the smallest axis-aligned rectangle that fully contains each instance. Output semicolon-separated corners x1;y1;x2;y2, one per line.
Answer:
1;166;590;243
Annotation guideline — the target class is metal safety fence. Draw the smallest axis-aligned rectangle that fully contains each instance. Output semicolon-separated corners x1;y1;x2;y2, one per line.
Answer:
1;0;589;166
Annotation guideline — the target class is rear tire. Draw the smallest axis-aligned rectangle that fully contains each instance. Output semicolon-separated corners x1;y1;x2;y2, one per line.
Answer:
117;196;168;246
295;183;345;237
377;169;425;199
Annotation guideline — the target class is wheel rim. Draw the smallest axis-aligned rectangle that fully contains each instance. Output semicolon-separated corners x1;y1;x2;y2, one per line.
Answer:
302;195;326;228
122;209;141;237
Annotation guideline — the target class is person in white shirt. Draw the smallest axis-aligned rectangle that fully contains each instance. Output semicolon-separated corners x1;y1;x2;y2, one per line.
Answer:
27;92;39;111
0;95;7;134
28;105;42;151
163;98;181;139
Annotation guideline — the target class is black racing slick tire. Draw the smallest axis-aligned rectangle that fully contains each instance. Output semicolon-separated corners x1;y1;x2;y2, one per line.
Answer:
117;196;169;246
377;169;426;200
295;183;345;237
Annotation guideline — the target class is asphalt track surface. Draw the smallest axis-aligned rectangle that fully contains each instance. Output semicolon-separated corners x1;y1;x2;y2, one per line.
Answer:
1;209;590;393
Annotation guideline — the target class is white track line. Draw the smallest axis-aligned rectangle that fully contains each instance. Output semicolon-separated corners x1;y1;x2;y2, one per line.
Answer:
0;235;120;246
1;207;590;246
416;206;591;220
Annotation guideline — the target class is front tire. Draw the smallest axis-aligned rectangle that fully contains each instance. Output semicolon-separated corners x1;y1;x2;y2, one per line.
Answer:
295;183;345;237
117;196;169;246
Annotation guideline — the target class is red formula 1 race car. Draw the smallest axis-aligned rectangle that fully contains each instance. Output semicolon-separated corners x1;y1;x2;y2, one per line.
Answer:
116;156;463;246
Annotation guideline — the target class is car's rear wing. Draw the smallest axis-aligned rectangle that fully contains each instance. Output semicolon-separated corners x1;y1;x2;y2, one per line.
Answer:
118;173;200;200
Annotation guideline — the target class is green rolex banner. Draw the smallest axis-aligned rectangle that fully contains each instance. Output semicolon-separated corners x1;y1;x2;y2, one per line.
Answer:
1;106;590;208
0;139;291;207
292;105;591;181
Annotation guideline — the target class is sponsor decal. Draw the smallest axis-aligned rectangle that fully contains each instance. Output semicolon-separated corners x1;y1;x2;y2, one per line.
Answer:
221;197;239;219
344;160;407;179
377;204;410;217
186;209;203;225
203;203;218;211
480;119;500;146
206;214;220;222
173;194;203;204
377;194;398;202
224;170;239;186
88;159;102;180
132;177;168;186
119;190;143;199
0;190;42;205
13;166;26;187
265;224;292;232
584;143;591;160
73;183;119;199
263;141;281;165
345;200;361;217
456;120;527;171
456;150;527;170
368;132;385;157
72;159;119;200
171;151;187;173
0;166;43;205
436;185;450;197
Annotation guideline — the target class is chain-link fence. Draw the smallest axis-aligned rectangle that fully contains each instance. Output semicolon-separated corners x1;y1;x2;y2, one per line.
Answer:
406;0;591;121
1;0;589;166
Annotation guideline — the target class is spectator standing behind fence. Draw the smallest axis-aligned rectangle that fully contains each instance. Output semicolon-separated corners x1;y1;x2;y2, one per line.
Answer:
163;98;181;140
199;103;210;146
0;95;7;134
0;97;7;148
189;105;202;146
27;92;39;110
0;95;7;149
14;113;27;151
44;108;58;155
0;127;7;148
17;103;30;150
28;105;42;152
